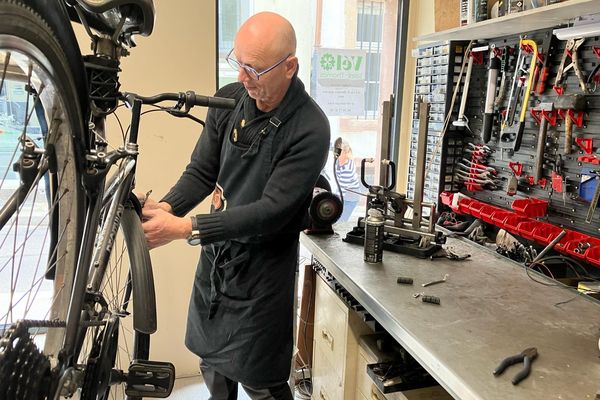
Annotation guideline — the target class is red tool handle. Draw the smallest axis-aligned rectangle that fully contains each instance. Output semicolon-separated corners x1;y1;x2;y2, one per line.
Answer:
536;66;549;95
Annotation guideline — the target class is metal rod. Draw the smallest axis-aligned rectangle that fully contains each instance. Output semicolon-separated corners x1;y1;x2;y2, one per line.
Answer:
413;97;430;229
530;230;567;264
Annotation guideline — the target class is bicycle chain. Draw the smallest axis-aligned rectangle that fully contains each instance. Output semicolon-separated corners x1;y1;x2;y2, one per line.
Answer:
0;320;64;400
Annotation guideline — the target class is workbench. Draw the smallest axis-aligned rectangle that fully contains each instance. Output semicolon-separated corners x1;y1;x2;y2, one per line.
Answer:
300;223;600;400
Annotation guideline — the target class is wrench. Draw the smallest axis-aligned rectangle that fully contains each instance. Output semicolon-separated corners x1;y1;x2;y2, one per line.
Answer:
422;274;449;287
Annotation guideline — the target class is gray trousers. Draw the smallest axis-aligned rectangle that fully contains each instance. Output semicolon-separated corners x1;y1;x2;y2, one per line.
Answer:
200;360;293;400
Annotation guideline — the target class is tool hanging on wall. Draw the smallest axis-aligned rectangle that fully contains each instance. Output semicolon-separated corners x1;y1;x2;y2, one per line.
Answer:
453;45;486;131
555;93;586;154
506;161;523;196
584;174;600;223
494;45;515;109
453;47;474;129
553;37;587;95
530;102;555;182
500;38;538;153
586;46;600;92
483;46;501;143
532;33;554;95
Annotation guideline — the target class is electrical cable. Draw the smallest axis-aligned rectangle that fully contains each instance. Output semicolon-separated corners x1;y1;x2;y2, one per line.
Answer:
111;109;126;142
524;254;600;307
294;262;315;398
332;155;344;205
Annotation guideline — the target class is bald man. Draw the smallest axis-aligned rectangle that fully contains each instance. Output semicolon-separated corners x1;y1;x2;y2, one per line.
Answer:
141;12;330;399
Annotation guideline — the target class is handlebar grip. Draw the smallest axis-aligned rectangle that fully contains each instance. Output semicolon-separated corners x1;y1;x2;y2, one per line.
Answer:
192;94;236;109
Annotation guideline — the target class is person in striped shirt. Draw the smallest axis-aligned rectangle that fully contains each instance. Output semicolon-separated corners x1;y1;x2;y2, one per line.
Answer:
335;140;362;222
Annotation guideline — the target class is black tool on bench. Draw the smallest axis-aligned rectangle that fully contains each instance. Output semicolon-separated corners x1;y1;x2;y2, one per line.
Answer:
493;347;538;385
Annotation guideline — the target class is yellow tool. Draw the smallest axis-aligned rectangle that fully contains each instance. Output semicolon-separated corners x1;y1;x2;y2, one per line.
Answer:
500;38;537;152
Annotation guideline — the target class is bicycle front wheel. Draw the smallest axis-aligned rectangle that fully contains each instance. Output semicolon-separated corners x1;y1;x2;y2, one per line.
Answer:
0;0;86;398
78;201;155;400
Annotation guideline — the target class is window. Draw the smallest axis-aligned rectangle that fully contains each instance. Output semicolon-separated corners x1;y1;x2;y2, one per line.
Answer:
216;0;398;223
217;0;252;88
357;0;384;118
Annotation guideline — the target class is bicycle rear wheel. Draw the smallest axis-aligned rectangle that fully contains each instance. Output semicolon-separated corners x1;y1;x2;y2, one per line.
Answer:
0;0;86;397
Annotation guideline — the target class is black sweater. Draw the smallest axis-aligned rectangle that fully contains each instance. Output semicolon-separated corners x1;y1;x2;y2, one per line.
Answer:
161;77;330;244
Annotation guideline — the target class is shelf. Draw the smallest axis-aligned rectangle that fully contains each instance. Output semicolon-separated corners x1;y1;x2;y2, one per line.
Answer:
415;0;600;42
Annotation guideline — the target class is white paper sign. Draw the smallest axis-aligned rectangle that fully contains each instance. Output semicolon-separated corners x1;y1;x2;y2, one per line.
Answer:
314;47;367;116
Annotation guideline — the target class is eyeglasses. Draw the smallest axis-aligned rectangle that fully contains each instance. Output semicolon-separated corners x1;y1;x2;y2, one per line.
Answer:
226;49;290;80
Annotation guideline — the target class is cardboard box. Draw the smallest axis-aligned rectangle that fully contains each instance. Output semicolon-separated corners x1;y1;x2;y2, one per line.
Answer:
435;0;460;32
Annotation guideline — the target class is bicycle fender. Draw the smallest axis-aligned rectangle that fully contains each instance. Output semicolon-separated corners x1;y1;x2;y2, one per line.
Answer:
122;204;158;334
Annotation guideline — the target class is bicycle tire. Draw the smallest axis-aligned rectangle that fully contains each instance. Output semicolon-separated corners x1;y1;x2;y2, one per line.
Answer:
78;199;154;400
0;0;86;397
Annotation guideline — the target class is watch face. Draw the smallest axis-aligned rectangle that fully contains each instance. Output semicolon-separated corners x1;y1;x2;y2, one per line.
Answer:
187;233;201;246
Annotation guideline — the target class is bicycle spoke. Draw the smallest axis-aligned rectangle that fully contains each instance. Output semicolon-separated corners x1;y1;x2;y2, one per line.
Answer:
0;50;10;95
0;187;69;275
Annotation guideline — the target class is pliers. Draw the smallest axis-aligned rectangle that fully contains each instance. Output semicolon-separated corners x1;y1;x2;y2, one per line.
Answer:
493;347;538;385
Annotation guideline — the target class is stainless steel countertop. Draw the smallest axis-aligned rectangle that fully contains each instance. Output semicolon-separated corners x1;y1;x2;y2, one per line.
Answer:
300;223;600;400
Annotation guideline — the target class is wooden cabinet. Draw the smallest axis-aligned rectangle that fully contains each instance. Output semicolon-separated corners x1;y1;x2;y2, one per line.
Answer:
312;275;372;400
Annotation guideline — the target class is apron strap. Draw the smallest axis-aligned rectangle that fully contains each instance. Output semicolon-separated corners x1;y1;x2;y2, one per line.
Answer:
241;95;309;158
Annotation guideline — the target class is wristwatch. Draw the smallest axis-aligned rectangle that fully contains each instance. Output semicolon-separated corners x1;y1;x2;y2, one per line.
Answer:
187;216;201;246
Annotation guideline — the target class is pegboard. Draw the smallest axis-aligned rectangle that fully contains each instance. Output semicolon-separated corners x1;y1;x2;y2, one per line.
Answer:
452;28;600;244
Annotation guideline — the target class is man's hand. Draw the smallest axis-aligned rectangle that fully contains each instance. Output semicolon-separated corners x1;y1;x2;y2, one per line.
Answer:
137;193;172;213
142;207;191;249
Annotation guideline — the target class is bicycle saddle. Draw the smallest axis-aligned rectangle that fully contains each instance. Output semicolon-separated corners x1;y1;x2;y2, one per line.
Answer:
71;0;155;38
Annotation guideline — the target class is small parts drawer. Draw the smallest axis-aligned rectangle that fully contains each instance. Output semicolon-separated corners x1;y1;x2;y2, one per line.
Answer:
312;344;343;400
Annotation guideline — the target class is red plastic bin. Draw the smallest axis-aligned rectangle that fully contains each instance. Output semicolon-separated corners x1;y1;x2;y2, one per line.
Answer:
532;223;563;246
511;198;549;218
556;230;588;254
564;240;592;260
480;205;502;224
586;245;600;268
504;215;529;235
517;221;537;240
492;211;512;227
458;198;474;214
468;201;486;219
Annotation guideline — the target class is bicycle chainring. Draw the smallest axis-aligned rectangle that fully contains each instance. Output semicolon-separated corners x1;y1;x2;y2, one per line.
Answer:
0;322;52;400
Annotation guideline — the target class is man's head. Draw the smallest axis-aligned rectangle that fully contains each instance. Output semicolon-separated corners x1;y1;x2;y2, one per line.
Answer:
230;12;298;112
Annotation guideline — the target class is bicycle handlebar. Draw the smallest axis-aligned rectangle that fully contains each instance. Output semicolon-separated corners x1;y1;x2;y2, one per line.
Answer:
123;90;236;110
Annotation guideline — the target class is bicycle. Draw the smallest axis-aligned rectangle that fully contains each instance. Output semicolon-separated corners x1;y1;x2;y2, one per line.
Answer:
0;1;235;398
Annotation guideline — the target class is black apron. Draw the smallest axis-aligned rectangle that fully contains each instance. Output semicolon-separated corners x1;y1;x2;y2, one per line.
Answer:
185;91;308;388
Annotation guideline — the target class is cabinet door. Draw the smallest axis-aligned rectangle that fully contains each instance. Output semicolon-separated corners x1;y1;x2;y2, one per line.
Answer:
314;277;349;370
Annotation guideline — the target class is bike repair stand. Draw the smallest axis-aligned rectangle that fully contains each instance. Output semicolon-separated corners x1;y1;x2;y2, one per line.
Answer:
343;96;445;258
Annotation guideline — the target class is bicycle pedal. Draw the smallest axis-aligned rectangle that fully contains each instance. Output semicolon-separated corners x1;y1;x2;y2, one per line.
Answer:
125;359;175;398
